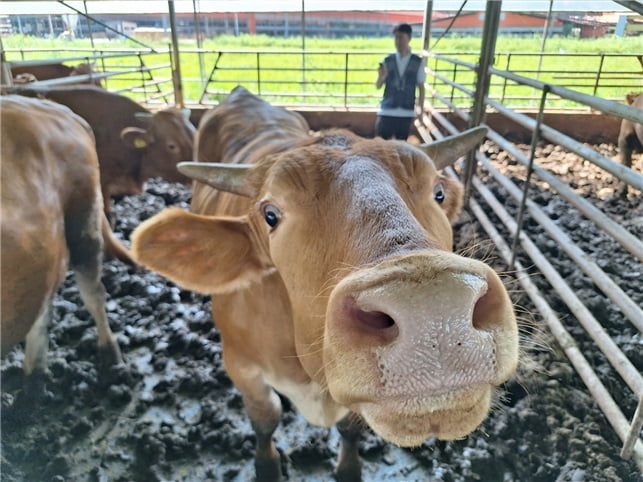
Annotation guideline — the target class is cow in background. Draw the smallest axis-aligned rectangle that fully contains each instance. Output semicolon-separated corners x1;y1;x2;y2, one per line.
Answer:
618;92;643;170
13;85;196;222
131;86;518;480
1;96;125;394
10;62;102;86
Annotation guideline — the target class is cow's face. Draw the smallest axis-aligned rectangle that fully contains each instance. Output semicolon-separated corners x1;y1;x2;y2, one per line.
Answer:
132;128;518;446
121;109;196;184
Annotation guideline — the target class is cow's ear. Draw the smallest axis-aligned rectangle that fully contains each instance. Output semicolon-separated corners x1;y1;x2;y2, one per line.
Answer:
121;127;151;150
131;208;268;294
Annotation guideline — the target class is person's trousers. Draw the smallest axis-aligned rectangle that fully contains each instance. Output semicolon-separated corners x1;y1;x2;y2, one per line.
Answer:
375;115;414;140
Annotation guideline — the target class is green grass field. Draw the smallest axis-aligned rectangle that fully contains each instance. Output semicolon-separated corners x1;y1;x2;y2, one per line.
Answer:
3;33;642;108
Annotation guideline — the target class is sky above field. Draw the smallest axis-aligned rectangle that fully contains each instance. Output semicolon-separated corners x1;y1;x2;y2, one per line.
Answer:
0;1;634;15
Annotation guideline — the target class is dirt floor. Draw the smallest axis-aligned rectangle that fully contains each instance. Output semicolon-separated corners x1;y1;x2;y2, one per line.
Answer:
1;143;641;481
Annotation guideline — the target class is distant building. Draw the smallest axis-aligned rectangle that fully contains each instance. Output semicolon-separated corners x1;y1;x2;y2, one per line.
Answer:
431;11;565;37
5;10;635;40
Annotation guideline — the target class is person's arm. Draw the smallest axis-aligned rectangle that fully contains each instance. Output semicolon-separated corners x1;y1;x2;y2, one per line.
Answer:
376;62;387;89
416;82;425;116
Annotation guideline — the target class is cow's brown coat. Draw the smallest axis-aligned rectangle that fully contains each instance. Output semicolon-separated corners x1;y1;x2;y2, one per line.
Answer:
132;87;518;480
13;85;195;219
1;96;123;388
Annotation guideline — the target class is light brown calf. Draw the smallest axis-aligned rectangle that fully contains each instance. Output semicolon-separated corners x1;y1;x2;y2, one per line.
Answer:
132;86;518;481
1;96;123;392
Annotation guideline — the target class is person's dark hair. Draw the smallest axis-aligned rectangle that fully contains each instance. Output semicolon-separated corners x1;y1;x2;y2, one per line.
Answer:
393;23;412;37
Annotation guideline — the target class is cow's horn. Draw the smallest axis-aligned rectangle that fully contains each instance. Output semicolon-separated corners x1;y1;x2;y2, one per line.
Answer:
178;162;253;197
419;126;488;170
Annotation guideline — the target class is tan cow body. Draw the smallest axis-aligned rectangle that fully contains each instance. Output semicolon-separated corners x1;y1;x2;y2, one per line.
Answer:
11;62;102;86
1;96;123;390
13;85;196;221
619;92;643;170
132;86;518;480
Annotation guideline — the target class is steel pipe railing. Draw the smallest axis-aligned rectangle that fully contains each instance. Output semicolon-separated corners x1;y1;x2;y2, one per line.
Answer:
427;89;643;264
419;112;643;470
487;99;643;191
468;192;643;473
423;99;643;332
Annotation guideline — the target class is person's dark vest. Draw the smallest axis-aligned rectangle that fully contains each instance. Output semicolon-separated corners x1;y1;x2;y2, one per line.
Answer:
381;53;422;110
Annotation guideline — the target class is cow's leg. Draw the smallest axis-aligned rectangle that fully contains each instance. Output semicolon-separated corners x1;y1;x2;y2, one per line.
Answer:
75;269;122;370
336;415;362;482
226;359;282;481
23;301;52;398
617;136;633;198
66;202;123;371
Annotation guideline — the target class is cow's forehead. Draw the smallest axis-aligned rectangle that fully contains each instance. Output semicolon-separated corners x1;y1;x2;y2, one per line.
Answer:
260;132;436;198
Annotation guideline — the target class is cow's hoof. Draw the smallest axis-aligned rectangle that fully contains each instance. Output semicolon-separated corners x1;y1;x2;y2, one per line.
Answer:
21;369;50;406
97;341;124;375
335;460;362;482
255;455;283;481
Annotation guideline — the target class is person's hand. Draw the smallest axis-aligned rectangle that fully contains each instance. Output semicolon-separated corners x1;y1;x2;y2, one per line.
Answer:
378;62;388;81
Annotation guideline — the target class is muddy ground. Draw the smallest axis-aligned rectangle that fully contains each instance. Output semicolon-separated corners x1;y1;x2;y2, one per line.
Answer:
1;143;641;481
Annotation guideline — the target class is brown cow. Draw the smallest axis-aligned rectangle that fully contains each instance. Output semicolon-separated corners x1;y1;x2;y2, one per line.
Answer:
131;86;518;480
618;92;643;170
11;62;101;86
13;85;196;222
1;96;124;393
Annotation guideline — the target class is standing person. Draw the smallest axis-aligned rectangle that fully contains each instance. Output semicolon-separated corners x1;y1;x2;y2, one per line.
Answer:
375;23;426;140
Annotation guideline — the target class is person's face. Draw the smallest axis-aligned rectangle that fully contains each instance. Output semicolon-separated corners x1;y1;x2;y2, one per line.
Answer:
394;31;411;53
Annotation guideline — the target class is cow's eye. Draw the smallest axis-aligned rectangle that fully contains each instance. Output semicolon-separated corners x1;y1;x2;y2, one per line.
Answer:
167;142;178;152
262;204;281;228
433;182;445;204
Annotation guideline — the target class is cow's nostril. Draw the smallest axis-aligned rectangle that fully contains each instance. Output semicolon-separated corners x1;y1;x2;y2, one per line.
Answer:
350;304;395;330
472;274;501;331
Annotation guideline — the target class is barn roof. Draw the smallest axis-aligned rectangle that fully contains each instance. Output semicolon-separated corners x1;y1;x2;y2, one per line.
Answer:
0;0;634;15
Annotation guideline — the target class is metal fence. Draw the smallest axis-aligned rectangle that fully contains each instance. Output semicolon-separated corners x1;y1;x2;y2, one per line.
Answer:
417;51;643;471
3;47;641;110
2;44;643;470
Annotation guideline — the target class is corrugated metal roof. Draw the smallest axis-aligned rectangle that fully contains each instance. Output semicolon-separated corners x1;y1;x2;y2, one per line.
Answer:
0;0;634;15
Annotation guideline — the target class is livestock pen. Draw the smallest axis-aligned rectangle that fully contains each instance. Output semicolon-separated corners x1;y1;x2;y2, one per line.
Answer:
1;2;642;480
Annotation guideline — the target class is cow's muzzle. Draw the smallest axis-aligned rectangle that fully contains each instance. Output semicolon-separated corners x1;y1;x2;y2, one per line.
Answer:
323;252;518;444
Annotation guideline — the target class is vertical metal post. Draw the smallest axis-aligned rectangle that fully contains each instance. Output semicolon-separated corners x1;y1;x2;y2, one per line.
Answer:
501;53;511;103
168;0;184;107
83;1;94;48
48;14;54;38
301;0;306;97
256;52;261;95
344;52;349;108
463;1;503;203
593;54;605;97
193;0;205;90
450;63;457;104
422;1;433;52
510;85;550;268
535;0;553;81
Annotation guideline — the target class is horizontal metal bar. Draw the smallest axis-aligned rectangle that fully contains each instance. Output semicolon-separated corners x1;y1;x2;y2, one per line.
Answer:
488;66;643;124
467;193;643;472
487;99;643;191
483;131;643;263
425;94;643;328
7;52;158;66
478;152;643;331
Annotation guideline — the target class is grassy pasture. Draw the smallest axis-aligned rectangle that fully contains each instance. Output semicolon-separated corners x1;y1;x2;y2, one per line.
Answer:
3;33;642;108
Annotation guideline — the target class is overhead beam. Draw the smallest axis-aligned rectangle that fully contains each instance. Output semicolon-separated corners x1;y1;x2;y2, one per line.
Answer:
614;1;643;15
